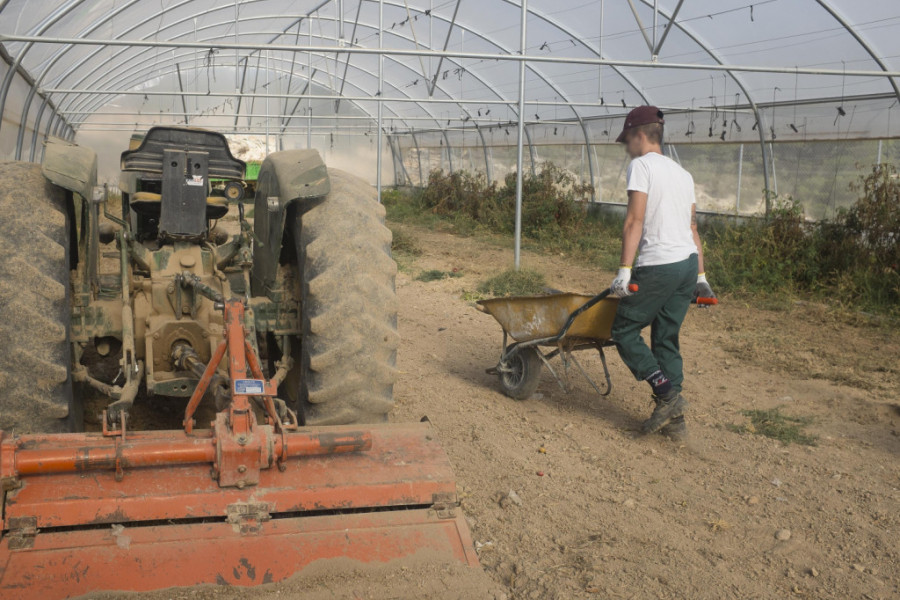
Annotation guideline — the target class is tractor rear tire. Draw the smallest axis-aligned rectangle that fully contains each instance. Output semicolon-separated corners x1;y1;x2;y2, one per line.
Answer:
295;169;399;425
0;162;75;433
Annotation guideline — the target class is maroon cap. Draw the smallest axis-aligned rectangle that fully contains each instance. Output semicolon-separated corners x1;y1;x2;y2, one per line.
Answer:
616;105;665;143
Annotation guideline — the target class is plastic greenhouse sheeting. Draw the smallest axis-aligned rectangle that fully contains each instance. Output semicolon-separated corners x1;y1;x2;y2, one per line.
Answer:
0;0;898;214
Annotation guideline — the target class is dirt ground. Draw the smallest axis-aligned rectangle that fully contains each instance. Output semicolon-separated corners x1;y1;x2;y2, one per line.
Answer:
382;224;900;600
89;222;898;599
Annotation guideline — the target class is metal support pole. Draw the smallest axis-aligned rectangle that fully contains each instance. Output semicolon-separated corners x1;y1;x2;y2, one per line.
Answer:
234;0;240;90
523;125;536;175
40;107;57;162
736;143;744;214
769;141;778;197
307;18;313;149
376;0;384;200
4;34;899;78
476;125;492;183
27;96;49;161
442;130;454;172
175;63;189;125
598;0;604;100
756;111;772;215
579;120;597;201
411;132;424;186
389;135;412;186
877;139;883;163
514;0;528;270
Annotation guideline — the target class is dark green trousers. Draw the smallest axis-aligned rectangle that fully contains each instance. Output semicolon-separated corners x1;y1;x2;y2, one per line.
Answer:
611;254;698;393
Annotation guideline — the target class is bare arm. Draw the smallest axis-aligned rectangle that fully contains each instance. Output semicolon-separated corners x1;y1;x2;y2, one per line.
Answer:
690;204;706;273
619;190;647;267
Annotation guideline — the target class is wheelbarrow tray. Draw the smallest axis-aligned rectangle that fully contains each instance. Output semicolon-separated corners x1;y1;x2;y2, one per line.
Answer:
477;293;619;343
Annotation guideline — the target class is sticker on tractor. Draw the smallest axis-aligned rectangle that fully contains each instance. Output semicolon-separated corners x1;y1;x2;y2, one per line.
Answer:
186;175;204;186
234;379;265;395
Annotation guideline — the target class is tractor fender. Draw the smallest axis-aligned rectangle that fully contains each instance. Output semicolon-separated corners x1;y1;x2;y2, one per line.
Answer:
251;149;330;296
41;136;97;200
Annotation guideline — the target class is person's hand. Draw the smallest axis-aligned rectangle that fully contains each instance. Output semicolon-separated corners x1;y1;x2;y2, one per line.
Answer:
610;267;634;298
692;273;717;307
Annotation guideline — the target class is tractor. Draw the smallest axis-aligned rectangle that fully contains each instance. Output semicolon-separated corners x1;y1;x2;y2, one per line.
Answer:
0;126;397;433
0;127;476;598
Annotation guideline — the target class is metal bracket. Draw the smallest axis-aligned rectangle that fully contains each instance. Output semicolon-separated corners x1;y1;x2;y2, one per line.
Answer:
7;516;38;550
226;502;272;536
431;492;458;519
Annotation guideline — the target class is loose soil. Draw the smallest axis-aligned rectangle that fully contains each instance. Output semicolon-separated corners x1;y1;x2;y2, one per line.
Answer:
90;222;900;599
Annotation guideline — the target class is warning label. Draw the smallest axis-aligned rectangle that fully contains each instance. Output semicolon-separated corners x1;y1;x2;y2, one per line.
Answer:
234;379;265;395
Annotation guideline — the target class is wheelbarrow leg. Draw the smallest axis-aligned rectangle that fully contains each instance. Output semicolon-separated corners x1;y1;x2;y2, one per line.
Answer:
557;342;573;392
567;351;611;398
535;349;567;393
485;331;509;375
595;344;613;396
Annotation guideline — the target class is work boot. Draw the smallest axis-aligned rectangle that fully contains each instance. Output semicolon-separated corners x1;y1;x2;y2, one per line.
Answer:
641;390;686;434
660;415;688;442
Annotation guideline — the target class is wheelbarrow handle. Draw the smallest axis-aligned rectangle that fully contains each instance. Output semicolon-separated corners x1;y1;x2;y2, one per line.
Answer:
550;284;638;343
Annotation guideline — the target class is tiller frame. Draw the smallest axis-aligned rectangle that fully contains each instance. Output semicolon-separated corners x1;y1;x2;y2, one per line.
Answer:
0;299;477;599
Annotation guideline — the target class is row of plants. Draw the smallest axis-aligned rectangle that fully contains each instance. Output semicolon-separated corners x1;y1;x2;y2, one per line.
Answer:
383;162;899;317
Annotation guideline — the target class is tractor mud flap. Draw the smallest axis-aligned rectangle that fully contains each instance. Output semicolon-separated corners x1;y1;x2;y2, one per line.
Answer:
0;422;478;599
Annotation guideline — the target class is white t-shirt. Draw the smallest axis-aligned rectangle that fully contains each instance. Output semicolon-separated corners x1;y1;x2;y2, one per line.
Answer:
625;152;698;267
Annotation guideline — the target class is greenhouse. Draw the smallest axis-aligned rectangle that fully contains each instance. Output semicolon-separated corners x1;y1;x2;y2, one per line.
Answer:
1;0;897;222
1;3;899;600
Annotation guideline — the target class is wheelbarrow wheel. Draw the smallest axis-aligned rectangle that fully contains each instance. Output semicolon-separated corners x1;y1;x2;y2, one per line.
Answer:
499;346;542;400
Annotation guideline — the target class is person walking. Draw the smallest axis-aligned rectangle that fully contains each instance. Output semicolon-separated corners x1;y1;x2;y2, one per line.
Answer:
609;106;716;441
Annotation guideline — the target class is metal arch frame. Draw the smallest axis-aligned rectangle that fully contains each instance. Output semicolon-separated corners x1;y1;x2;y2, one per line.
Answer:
362;0;599;198
0;0;894;202
33;5;455;147
281;1;552;181
67;55;419;131
41;9;474;172
43;6;541;181
813;0;900;102
631;0;772;204
50;10;382;121
57;50;437;134
14;0;337;145
58;56;458;182
62;55;458;178
626;0;900;204
15;0;149;159
492;0;657;194
384;5;591;198
0;0;86;140
35;2;591;185
58;45;463;172
52;3;567;181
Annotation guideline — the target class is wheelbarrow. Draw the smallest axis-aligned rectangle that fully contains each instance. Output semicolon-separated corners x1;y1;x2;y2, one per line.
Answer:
476;286;637;400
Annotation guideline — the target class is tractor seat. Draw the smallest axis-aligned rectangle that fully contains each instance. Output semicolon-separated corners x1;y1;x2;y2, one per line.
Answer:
130;191;230;220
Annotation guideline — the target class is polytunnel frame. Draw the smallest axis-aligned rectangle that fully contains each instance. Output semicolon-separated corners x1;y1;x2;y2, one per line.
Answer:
1;0;898;267
42;12;492;173
18;0;612;193
11;1;486;174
